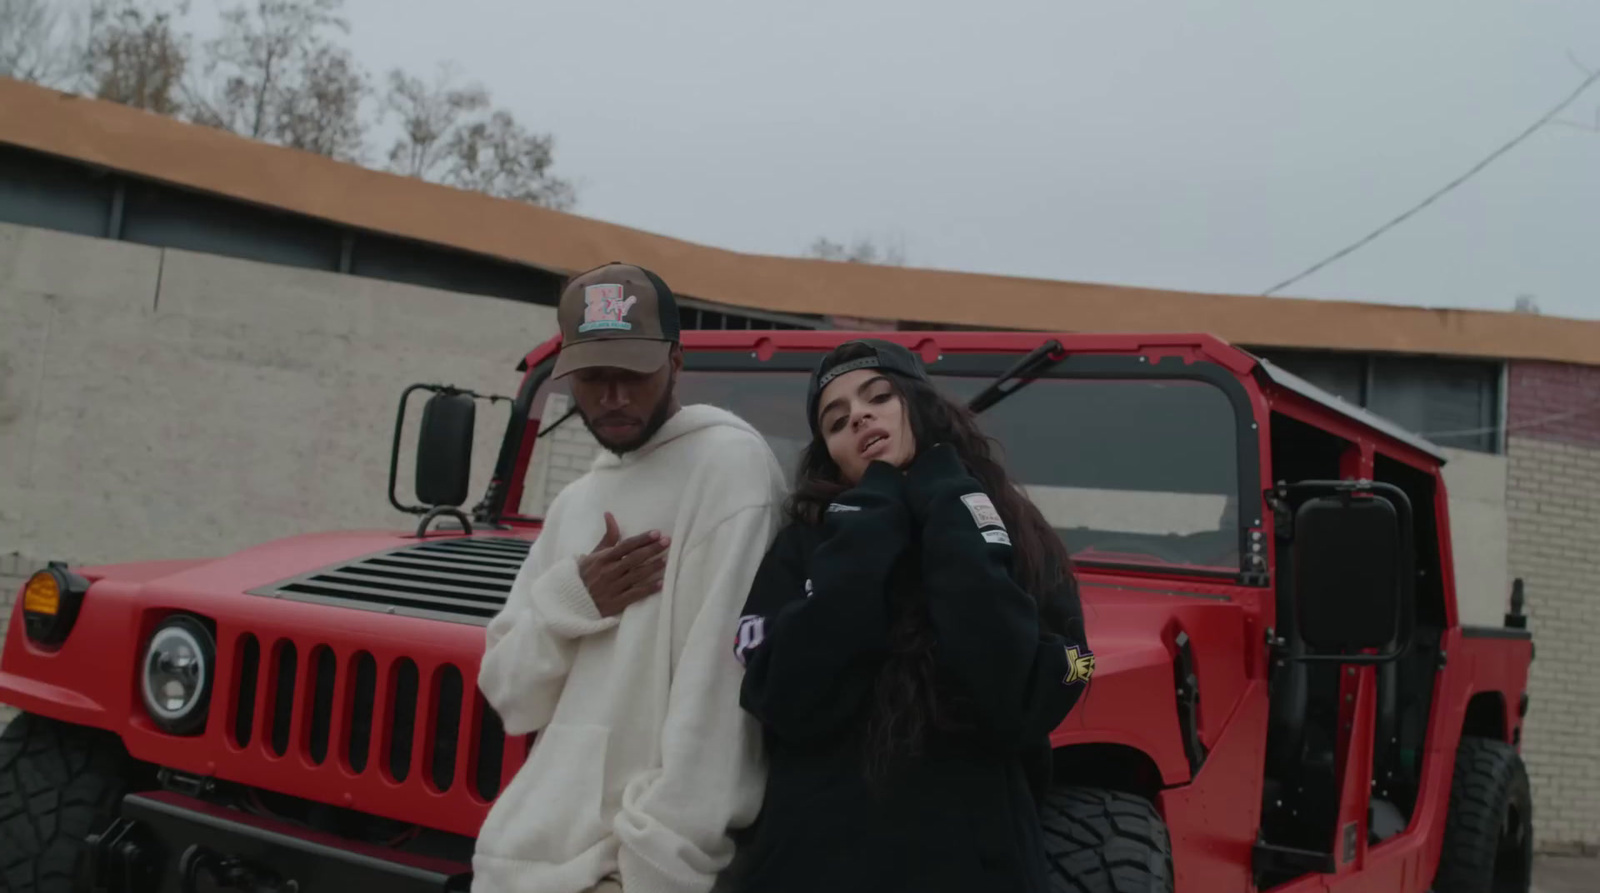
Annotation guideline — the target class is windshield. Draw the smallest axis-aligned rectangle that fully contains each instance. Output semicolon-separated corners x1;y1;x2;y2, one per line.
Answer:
518;360;1244;575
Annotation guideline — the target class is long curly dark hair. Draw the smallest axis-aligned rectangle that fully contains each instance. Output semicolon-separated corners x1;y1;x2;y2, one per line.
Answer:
787;344;1079;780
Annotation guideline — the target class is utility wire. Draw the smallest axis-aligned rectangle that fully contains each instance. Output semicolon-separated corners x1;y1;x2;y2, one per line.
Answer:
1419;397;1600;440
1262;65;1600;297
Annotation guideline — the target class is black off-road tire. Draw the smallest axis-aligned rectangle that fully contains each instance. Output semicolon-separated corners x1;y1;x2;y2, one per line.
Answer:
1041;787;1175;893
1433;735;1533;893
0;713;142;892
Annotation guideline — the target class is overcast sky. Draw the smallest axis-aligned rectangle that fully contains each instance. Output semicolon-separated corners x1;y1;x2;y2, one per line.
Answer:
212;1;1600;319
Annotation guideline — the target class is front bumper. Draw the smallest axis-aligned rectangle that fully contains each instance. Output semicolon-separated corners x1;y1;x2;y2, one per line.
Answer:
87;791;472;892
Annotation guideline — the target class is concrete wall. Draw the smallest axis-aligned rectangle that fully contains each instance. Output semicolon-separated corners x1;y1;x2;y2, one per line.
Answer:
1505;362;1600;854
1440;446;1511;627
0;221;556;604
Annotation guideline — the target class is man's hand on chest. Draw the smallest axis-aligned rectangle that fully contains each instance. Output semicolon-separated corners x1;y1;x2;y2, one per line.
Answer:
577;511;671;617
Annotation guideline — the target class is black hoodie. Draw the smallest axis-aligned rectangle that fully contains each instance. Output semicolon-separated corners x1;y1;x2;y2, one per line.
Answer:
725;444;1091;893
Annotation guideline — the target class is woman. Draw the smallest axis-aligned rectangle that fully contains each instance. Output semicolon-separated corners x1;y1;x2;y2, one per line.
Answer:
726;339;1092;893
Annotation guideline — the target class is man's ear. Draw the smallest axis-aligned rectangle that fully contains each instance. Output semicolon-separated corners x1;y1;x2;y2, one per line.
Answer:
669;344;684;375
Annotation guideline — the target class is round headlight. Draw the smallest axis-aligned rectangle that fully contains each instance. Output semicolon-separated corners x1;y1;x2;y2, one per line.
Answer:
140;616;215;736
21;564;88;648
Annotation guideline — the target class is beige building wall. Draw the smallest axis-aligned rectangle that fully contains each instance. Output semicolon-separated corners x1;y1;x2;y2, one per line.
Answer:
1503;361;1600;854
0;222;557;658
1439;446;1512;627
1506;433;1600;853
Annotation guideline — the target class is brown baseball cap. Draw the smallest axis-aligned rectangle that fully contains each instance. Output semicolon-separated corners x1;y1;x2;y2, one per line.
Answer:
552;262;682;378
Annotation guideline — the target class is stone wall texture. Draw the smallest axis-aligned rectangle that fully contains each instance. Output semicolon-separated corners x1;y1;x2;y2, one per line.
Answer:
0;223;556;718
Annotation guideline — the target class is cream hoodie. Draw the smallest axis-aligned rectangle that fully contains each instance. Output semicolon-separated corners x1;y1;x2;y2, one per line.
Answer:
473;404;785;893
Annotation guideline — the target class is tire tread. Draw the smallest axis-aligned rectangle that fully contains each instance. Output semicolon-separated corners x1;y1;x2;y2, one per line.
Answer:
0;714;133;892
1433;735;1532;893
1041;787;1174;893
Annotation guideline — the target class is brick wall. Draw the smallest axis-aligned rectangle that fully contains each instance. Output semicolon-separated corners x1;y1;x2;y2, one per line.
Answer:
517;392;602;517
1509;363;1600;446
1505;360;1600;854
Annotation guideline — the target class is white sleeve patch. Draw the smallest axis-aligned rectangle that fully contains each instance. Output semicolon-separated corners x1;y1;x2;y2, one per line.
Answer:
734;615;766;666
961;492;1006;530
982;529;1012;546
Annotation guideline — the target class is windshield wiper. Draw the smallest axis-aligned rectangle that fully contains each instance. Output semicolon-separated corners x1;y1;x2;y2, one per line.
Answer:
967;339;1066;415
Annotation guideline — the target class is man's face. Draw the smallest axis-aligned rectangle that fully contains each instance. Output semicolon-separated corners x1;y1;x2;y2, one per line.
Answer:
569;347;682;454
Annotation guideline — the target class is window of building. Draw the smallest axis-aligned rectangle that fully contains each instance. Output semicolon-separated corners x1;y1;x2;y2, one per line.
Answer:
1254;348;1502;454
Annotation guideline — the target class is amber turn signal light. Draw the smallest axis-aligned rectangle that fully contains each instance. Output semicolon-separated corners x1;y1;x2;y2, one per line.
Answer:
20;565;88;648
22;573;60;615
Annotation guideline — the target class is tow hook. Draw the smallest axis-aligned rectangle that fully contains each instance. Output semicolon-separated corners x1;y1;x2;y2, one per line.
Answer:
179;845;301;892
85;817;160;892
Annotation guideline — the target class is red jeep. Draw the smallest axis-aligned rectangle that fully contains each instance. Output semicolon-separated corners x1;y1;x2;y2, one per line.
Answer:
2;330;1534;893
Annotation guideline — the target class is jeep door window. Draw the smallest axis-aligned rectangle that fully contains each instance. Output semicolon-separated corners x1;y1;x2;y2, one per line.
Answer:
519;364;1242;574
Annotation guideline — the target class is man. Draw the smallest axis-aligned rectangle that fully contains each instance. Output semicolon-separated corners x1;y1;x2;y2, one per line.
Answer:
473;263;786;893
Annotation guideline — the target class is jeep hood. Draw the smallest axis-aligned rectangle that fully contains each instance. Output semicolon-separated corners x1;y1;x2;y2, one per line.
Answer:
78;529;540;627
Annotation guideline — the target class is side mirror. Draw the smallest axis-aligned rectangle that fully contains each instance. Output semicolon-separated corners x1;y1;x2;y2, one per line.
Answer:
388;383;501;537
1287;483;1414;662
416;391;475;508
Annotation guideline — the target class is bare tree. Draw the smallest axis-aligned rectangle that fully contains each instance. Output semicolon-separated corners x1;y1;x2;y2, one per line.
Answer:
439;110;574;210
191;0;368;160
807;236;906;266
0;0;81;86
382;64;488;177
10;0;576;205
382;65;575;210
271;42;366;159
83;0;191;114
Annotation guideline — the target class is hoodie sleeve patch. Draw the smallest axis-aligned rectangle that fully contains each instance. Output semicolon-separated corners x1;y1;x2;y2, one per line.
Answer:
734;615;766;666
961;492;1006;530
1062;646;1096;686
982;529;1012;546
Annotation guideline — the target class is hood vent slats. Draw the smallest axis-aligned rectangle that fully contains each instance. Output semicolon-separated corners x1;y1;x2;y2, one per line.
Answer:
248;537;532;625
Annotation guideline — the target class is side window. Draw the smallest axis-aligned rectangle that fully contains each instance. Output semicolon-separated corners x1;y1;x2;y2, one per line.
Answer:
1268;412;1350;486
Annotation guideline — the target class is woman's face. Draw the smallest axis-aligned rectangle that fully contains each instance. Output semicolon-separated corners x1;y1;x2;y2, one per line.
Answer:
815;368;917;485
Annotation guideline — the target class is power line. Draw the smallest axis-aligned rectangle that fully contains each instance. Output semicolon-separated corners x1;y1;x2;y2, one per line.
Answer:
1419;397;1600;440
1262;65;1600;297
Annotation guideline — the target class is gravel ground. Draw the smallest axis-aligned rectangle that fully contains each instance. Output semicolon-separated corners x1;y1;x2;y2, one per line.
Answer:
1534;854;1599;893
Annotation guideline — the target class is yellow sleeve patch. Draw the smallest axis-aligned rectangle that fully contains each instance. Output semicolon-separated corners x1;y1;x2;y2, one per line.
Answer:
1062;646;1096;686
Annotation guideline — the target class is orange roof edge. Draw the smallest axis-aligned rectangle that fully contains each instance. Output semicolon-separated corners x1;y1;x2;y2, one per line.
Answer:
3;77;1597;367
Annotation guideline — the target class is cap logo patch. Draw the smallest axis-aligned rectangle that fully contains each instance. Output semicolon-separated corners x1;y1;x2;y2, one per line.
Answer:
579;284;637;333
961;493;1005;530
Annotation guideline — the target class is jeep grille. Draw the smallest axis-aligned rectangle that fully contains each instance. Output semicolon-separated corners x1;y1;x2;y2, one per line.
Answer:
228;633;511;803
248;537;532;625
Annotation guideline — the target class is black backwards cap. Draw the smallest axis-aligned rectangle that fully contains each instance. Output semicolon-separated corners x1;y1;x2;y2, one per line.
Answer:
806;339;929;438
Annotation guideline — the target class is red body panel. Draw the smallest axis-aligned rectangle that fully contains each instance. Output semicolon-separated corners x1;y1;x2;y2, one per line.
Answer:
1052;578;1261;786
0;329;1534;891
2;530;541;838
1159;681;1270;892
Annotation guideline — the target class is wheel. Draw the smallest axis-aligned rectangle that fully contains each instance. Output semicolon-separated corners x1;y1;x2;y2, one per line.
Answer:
0;713;144;892
1433;735;1533;893
1040;787;1174;893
